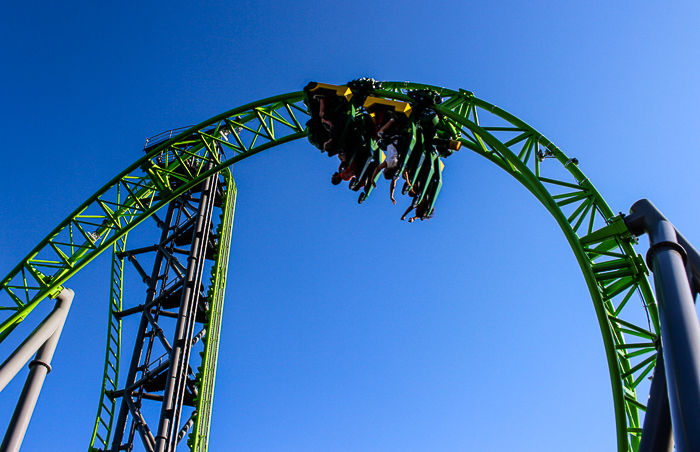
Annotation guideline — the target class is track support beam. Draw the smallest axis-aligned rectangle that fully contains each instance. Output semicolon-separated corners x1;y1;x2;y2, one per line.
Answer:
626;199;700;452
104;158;232;452
0;288;74;452
155;166;218;452
638;347;674;452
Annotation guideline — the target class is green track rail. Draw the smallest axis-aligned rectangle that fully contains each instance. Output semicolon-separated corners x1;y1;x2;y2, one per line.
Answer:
188;171;237;452
87;172;237;452
89;235;127;450
0;83;659;452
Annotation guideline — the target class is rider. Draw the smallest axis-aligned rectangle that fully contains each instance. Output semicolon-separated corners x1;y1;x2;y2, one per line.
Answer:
400;186;436;222
331;154;357;185
370;109;401;204
316;95;339;152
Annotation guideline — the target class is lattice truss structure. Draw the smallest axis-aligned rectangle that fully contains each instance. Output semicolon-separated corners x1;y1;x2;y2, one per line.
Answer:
0;93;307;340
387;82;658;452
0;84;660;452
0;94;307;452
92;167;233;452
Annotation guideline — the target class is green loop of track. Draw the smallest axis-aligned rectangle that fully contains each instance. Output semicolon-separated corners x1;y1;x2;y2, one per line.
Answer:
0;82;659;452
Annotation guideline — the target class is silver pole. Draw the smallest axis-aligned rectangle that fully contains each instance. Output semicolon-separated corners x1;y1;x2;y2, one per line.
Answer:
0;292;73;392
0;288;74;452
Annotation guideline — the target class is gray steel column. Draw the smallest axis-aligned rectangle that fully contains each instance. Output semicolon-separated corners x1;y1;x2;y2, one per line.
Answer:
110;200;177;451
638;348;673;452
0;293;73;392
154;169;217;452
0;288;74;452
675;230;700;299
626;199;700;452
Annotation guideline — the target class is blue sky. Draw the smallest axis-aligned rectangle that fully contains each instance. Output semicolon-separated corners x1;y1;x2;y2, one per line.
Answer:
1;1;700;451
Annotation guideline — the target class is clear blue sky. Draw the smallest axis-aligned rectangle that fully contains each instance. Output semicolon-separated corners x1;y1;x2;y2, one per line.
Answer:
1;1;700;451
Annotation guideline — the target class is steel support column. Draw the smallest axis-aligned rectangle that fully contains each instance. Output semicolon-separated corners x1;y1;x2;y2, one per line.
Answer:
638;348;673;452
110;202;178;450
154;166;218;452
0;288;74;452
105;156;230;452
626;199;700;452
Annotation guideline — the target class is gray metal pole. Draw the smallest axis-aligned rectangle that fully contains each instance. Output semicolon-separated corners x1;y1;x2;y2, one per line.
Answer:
626;199;700;452
0;288;74;452
638;348;674;452
675;230;700;298
110;200;177;451
0;292;73;392
154;169;217;452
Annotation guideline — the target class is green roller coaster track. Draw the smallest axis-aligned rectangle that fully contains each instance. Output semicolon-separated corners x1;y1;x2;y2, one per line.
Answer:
0;82;660;452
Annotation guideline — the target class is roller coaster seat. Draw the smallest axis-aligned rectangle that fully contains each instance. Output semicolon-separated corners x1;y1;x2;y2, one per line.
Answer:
364;99;416;182
304;82;357;156
346;78;382;107
407;88;443;107
305;82;353;101
363;97;412;121
420;158;444;219
337;111;377;175
401;134;427;190
416;109;461;158
410;150;438;204
353;148;386;203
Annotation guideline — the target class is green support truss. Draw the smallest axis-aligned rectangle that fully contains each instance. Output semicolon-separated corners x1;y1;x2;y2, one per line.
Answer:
88;234;127;450
87;173;237;452
0;83;659;452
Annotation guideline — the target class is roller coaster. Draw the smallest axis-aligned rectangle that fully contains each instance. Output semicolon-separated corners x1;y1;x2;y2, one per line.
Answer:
0;80;698;452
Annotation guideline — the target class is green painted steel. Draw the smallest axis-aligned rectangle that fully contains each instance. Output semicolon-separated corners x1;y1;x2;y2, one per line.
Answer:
88;235;127;450
0;92;307;344
86;173;237;452
0;83;659;452
377;82;659;452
